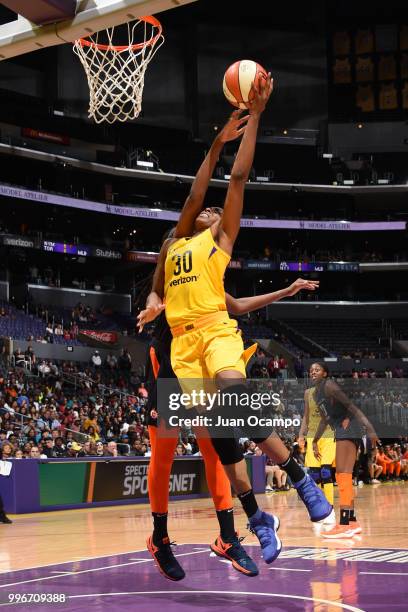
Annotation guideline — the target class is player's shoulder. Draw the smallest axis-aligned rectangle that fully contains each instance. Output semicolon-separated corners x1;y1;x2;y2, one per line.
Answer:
162;236;178;255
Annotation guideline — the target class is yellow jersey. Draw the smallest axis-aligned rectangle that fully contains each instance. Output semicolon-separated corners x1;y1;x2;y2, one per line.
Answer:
306;387;329;437
164;228;229;328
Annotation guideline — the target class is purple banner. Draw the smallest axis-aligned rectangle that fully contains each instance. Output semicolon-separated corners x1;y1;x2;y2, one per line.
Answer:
0;183;405;232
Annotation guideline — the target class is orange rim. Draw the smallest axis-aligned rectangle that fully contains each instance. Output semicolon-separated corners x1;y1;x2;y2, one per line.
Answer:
77;15;162;52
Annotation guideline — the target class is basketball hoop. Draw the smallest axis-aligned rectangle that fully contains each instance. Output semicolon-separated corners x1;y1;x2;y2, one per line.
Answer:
73;16;164;124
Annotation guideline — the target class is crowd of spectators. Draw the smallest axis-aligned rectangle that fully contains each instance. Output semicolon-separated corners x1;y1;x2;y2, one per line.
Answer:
1;347;408;500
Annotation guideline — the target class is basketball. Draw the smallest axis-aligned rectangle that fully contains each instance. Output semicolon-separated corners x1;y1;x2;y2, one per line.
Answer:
223;59;268;109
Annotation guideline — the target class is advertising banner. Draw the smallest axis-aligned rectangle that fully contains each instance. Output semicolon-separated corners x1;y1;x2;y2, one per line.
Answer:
79;330;118;345
92;458;208;502
0;183;405;231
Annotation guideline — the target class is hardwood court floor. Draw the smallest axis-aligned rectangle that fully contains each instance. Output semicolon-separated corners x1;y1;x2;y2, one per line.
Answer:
1;482;407;573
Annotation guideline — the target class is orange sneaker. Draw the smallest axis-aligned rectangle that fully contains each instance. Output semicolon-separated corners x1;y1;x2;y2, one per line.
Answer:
321;524;355;539
210;534;259;576
146;535;185;581
349;521;362;535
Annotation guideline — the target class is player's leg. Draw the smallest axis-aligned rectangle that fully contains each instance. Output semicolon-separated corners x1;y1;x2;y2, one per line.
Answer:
210;369;282;565
305;437;324;490
207;322;333;526
265;466;276;491
0;494;12;524
373;463;382;482
319;438;336;506
256;432;333;522
146;424;185;580
323;439;360;538
195;429;258;576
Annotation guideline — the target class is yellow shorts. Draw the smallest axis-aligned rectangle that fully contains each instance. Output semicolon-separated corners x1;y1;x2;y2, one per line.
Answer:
170;312;256;382
305;437;336;468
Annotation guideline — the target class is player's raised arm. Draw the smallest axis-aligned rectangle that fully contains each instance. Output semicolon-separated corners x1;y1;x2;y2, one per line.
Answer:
217;74;273;254
225;278;319;315
174;111;249;239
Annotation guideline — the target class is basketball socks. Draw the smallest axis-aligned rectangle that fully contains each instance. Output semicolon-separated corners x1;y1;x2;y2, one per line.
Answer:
237;489;259;519
278;456;305;484
349;509;357;522
323;483;334;505
216;508;236;541
340;509;351;525
152;512;169;544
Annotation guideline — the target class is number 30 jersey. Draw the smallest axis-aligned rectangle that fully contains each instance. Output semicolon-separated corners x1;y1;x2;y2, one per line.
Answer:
164;228;230;328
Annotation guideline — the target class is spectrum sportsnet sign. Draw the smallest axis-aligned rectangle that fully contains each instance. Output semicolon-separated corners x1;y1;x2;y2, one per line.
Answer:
92;458;207;502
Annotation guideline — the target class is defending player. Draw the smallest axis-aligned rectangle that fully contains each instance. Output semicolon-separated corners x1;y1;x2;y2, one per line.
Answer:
312;364;379;538
299;363;336;509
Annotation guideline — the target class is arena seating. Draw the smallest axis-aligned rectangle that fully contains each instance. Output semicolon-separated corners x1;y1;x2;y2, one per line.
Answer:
276;319;385;357
0;302;83;345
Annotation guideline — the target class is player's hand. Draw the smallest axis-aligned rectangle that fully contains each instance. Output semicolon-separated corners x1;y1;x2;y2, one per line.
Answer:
136;303;165;332
219;110;249;143
341;417;351;430
285;278;319;297
312;440;321;460
248;73;273;115
367;430;380;447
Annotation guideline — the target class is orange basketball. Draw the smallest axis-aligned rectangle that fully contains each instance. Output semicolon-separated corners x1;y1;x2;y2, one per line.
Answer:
223;59;268;109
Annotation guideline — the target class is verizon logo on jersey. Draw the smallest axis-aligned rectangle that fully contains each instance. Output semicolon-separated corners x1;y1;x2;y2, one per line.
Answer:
169;274;199;287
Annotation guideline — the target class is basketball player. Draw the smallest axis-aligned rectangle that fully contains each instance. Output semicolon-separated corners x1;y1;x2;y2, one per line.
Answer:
141;278;319;580
312;364;379;538
299;363;336;508
144;74;333;565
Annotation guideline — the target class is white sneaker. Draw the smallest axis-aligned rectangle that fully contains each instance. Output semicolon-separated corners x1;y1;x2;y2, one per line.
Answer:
371;479;381;484
358;481;364;487
265;486;275;493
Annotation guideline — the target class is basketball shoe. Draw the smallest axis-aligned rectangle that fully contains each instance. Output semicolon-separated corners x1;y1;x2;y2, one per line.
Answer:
146;535;185;581
248;510;282;564
0;512;12;524
210;534;259;576
293;473;334;522
321;524;356;539
348;521;362;535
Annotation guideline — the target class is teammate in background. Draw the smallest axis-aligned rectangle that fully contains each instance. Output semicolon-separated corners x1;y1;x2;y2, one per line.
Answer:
312;364;379;538
141;277;319;580
142;75;332;567
299;363;336;508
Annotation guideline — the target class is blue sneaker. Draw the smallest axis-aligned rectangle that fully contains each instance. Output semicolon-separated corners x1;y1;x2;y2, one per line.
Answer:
147;535;186;581
210;533;259;576
294;473;333;522
248;510;282;564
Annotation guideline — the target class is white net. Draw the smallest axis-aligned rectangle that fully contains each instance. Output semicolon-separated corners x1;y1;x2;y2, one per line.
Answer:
73;18;164;124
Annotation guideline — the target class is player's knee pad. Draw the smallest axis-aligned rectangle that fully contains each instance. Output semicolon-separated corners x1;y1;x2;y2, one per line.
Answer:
209;436;243;466
309;468;321;485
320;465;333;484
219;383;274;442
